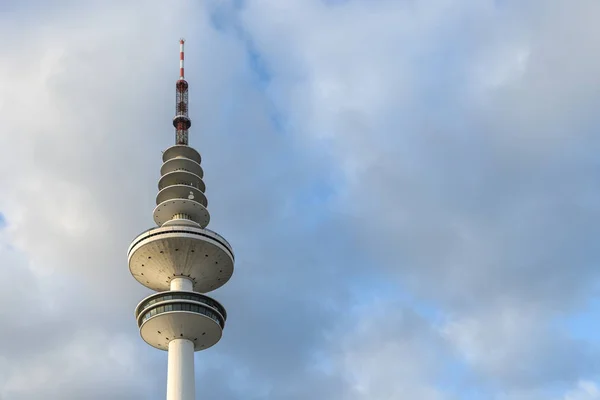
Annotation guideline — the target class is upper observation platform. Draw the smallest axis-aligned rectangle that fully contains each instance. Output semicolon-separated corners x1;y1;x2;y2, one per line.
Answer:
128;225;234;293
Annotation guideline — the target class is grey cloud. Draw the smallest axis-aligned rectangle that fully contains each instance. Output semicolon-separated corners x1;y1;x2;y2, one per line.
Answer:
0;1;378;398
1;0;600;399
236;0;600;394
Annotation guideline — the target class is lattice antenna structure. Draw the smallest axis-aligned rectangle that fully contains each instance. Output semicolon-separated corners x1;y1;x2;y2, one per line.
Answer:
174;39;191;145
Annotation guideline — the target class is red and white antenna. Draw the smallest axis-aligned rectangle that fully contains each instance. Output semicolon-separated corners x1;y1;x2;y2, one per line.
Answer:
179;38;185;80
173;38;191;145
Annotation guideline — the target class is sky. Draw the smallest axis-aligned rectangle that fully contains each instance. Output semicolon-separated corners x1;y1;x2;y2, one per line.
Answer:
1;0;600;399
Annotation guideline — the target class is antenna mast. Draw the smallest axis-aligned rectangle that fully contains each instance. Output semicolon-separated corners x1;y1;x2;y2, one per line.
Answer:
174;38;191;145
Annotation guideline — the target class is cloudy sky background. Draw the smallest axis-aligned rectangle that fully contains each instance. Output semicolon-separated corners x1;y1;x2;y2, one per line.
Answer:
1;0;600;398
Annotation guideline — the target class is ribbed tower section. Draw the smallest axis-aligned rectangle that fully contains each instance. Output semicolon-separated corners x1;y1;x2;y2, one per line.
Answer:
128;39;234;400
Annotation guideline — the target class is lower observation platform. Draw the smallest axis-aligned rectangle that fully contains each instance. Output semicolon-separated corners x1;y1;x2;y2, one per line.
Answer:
135;291;226;351
128;225;234;293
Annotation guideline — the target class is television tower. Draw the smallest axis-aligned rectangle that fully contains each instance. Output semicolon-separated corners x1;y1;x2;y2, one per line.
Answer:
128;39;234;400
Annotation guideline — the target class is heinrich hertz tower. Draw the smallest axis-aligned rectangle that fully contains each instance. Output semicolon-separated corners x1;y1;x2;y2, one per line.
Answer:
128;39;234;400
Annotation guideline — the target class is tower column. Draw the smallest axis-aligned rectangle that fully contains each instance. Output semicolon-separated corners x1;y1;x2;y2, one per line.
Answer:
166;339;196;400
171;277;193;291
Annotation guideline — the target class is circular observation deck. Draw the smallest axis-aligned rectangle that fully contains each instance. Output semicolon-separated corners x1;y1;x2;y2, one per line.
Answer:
158;170;205;193
156;185;207;208
136;291;226;351
163;145;201;164
128;225;234;293
153;198;210;227
161;157;204;178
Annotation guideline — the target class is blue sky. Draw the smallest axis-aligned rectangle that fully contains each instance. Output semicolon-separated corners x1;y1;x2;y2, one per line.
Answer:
1;0;600;399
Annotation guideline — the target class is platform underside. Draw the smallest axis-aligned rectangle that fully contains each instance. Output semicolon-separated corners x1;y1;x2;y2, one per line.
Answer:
129;226;234;293
140;311;222;351
156;185;207;208
163;145;201;164
153;198;210;227
161;157;204;178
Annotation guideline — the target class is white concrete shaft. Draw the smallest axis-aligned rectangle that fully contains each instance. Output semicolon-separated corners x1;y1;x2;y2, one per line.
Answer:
166;339;195;400
171;277;193;291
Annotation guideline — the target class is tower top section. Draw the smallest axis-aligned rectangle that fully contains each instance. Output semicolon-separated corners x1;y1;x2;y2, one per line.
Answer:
174;39;191;145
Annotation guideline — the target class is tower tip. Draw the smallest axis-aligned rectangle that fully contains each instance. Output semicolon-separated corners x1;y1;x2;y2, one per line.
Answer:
179;39;185;80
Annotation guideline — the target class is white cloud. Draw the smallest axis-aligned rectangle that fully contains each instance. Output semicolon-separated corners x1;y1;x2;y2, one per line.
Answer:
564;381;600;400
333;304;452;400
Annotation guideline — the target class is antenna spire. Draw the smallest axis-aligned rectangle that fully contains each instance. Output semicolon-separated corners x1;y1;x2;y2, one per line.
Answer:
179;38;185;79
173;38;191;145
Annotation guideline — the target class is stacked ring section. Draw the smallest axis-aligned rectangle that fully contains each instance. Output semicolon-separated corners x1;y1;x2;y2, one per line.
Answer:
130;139;235;355
154;145;209;228
136;291;227;351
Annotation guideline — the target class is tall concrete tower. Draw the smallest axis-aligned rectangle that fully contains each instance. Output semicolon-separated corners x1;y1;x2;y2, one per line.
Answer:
128;39;234;400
